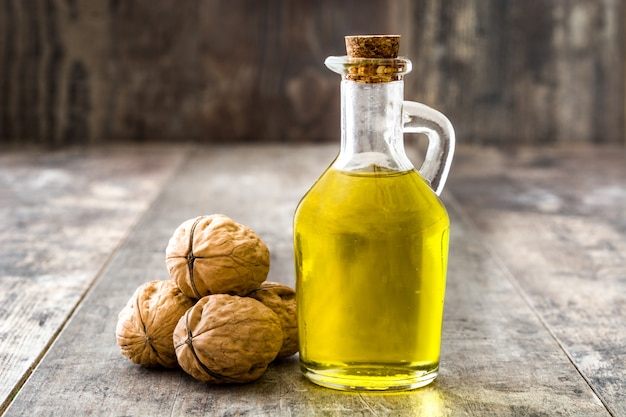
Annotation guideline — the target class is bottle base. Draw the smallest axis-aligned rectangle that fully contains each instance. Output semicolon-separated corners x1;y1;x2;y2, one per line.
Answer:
301;363;438;392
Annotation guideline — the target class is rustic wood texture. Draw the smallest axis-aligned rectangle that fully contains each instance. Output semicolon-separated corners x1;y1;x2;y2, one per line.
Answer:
2;144;622;416
0;145;187;413
406;0;625;145
447;144;626;416
0;1;623;146
0;0;399;146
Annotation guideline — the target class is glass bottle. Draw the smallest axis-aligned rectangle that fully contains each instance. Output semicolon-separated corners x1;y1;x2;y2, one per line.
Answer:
293;35;455;391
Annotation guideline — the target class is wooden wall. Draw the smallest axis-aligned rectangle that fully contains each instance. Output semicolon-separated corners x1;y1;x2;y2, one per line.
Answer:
408;0;625;145
0;0;624;147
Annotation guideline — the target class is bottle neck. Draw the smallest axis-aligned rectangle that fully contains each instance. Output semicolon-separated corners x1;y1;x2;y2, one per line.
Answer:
333;80;414;172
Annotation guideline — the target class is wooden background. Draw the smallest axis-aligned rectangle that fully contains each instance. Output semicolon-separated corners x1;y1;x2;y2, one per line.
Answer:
0;0;624;147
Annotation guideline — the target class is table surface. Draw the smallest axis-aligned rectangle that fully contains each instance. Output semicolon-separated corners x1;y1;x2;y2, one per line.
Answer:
0;143;624;417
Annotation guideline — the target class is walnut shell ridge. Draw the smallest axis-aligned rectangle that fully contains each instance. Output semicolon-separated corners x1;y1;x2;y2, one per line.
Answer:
173;294;283;383
165;214;270;299
247;282;298;359
116;280;194;368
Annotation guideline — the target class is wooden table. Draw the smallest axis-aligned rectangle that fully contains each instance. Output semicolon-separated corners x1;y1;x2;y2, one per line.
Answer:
1;143;624;416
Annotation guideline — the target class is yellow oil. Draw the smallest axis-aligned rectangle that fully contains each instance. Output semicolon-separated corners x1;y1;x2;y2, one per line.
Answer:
294;166;449;391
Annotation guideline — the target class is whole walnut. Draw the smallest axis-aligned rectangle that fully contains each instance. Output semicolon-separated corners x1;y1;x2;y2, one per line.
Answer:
165;214;270;299
173;294;282;384
247;282;298;359
116;280;194;368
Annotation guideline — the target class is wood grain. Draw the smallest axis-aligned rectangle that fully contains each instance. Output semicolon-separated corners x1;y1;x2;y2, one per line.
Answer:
2;144;611;416
405;0;625;145
0;145;187;413
0;1;623;146
447;144;626;416
0;0;400;146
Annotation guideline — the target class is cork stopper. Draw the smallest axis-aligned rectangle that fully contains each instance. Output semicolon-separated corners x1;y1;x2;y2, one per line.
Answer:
341;35;407;83
345;35;400;58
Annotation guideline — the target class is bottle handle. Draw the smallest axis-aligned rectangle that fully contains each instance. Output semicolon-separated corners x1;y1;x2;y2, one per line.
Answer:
402;101;455;196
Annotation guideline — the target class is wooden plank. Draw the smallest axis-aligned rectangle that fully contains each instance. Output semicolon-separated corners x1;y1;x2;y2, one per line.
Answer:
3;145;609;416
1;1;623;146
447;144;626;416
0;145;187;413
0;0;400;146
405;0;625;144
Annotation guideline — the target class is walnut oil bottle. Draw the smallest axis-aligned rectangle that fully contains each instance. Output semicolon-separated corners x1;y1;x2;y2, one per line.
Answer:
293;35;455;391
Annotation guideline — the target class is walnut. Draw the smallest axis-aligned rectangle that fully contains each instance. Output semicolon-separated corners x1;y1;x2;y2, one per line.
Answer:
165;214;270;299
247;282;298;359
173;294;282;383
116;280;194;368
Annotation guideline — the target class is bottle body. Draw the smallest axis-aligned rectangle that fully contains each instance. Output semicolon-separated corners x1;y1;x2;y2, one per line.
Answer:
294;166;449;391
294;45;454;391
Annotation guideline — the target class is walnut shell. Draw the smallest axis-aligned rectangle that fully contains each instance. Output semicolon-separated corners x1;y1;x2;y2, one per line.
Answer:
165;214;270;299
247;282;298;359
173;294;282;383
116;280;194;368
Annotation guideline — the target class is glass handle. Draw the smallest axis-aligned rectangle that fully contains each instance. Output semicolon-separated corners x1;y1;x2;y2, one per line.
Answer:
402;101;455;196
